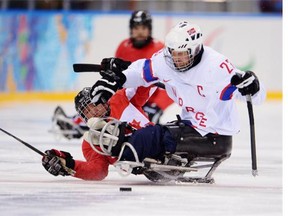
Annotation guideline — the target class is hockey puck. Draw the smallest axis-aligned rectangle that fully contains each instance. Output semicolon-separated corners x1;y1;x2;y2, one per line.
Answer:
119;187;132;192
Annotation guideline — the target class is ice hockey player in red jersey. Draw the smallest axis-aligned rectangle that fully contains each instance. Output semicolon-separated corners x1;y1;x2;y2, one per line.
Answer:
115;10;163;62
115;10;173;123
43;86;156;180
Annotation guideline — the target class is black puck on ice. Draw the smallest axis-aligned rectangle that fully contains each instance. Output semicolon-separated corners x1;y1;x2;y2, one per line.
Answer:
119;187;132;192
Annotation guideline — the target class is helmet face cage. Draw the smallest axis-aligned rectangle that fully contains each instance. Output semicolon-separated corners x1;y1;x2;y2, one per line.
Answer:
164;21;203;72
75;88;109;122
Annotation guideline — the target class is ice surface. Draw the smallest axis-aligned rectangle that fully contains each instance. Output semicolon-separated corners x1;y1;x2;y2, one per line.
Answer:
0;101;282;216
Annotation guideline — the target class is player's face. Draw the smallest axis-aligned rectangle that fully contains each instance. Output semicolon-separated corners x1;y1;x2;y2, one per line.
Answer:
82;103;109;120
131;25;150;41
171;50;191;69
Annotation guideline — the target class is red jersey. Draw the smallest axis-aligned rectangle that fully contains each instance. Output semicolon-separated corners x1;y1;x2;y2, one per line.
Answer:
116;38;173;110
115;38;164;61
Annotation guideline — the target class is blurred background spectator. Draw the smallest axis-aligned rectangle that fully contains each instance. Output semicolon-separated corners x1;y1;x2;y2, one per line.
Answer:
0;0;283;14
259;0;282;13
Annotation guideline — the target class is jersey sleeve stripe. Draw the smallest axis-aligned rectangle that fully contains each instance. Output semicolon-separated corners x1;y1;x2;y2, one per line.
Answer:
143;59;158;82
220;84;237;100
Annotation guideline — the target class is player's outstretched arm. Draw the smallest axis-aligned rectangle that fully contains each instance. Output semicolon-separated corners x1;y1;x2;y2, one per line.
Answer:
42;149;76;176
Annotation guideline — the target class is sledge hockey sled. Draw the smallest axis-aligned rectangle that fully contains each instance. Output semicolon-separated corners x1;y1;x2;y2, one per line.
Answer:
115;151;231;184
49;106;87;140
87;117;232;184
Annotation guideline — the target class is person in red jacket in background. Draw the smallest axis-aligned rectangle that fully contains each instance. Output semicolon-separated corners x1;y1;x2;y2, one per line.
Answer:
115;10;173;123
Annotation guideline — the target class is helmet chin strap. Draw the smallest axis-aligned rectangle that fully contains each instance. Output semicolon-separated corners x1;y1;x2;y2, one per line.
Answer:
191;45;204;68
177;45;204;72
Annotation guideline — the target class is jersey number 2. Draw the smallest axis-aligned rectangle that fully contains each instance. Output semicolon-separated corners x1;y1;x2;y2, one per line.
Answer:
220;59;234;74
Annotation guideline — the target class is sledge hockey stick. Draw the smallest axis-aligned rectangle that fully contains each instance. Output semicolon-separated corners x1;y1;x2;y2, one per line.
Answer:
0;128;45;156
73;63;102;73
73;63;166;89
0;127;76;175
235;72;258;176
246;95;258;176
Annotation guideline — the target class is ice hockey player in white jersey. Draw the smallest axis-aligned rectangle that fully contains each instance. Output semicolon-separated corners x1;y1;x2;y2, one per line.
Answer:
87;21;266;182
91;21;266;137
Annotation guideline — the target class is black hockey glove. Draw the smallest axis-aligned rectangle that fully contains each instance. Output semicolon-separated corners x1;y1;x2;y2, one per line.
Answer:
230;71;260;96
143;103;163;124
90;75;123;104
42;149;75;176
90;58;130;104
101;57;131;74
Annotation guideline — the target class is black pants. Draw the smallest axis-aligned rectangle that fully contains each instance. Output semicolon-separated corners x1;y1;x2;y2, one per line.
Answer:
164;121;232;158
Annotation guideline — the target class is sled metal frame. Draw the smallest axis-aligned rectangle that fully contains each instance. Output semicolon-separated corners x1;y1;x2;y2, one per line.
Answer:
114;151;231;183
174;154;231;183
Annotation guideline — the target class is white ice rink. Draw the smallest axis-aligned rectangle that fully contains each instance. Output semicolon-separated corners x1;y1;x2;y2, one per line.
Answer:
0;101;282;216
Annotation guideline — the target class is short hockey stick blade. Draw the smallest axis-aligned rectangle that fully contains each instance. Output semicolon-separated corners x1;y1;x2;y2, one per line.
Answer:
73;63;102;72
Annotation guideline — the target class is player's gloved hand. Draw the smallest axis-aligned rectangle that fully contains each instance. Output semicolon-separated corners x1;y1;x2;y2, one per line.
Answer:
143;103;163;124
101;57;131;74
42;149;75;176
90;58;129;103
230;71;260;96
90;75;122;104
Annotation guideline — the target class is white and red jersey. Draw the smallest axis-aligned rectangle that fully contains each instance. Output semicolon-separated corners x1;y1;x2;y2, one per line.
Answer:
109;88;156;127
123;46;266;136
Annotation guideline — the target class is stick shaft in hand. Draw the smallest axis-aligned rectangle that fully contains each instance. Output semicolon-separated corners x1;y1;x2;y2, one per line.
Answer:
246;95;258;176
0;128;45;156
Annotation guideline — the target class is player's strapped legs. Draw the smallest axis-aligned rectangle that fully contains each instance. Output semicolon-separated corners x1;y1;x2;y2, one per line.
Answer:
120;124;177;162
163;122;232;158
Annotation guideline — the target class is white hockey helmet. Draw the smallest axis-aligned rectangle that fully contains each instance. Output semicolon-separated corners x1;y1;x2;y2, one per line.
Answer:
164;21;203;72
